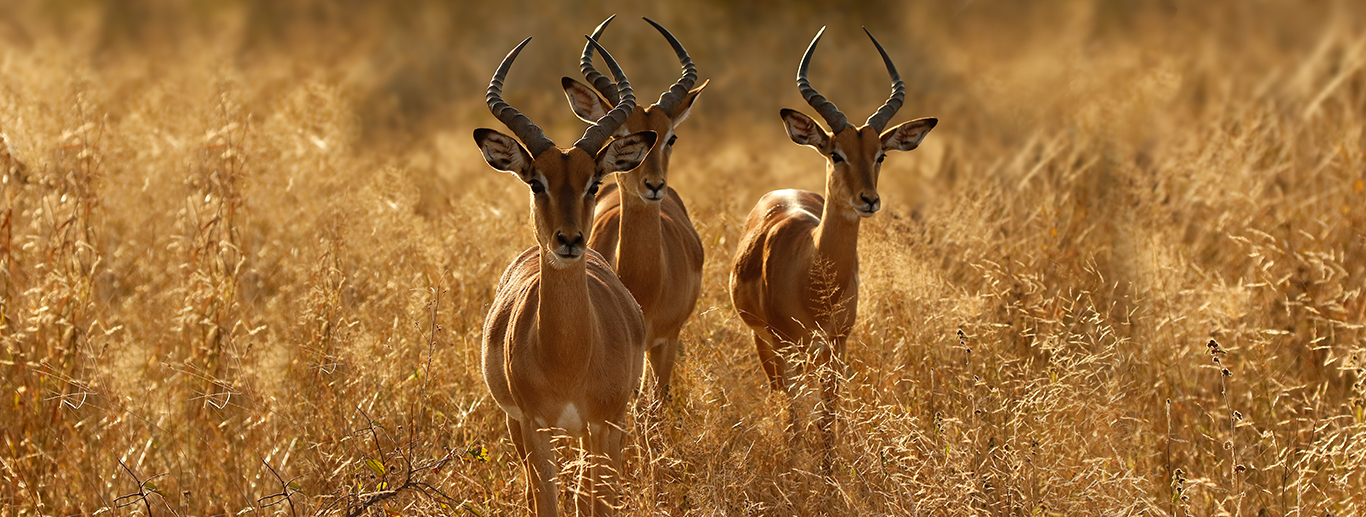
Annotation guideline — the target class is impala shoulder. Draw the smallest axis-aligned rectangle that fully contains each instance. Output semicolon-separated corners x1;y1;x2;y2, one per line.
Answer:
495;247;541;289
756;189;821;221
586;250;636;301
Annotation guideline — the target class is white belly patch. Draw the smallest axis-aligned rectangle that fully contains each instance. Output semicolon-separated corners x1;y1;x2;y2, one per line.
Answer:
556;403;584;434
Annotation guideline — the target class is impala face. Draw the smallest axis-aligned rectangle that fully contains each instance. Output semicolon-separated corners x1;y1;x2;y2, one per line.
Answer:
628;107;683;203
563;79;707;204
563;15;707;205
781;109;937;219
475;130;657;266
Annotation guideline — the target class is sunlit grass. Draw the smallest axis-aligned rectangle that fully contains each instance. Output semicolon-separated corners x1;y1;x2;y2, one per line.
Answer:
1;1;1365;515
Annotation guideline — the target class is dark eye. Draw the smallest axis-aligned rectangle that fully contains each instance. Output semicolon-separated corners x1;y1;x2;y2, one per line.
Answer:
529;179;545;194
831;152;844;163
876;154;886;164
587;181;601;196
667;135;678;146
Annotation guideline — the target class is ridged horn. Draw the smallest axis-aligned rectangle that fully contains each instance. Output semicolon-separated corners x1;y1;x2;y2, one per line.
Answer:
486;37;555;157
644;17;697;114
863;27;905;133
796;26;849;132
580;15;620;105
573;35;636;153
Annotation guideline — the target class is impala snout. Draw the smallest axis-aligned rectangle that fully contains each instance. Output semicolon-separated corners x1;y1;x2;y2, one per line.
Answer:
855;191;881;217
553;231;586;260
643;179;667;201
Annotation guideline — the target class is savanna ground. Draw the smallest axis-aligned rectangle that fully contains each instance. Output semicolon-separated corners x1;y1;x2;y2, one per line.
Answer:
2;1;1365;515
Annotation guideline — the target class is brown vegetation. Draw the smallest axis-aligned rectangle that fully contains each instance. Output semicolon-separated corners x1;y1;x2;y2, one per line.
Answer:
1;1;1364;515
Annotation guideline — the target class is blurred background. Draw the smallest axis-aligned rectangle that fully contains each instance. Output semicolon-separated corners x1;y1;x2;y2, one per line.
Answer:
2;0;1365;515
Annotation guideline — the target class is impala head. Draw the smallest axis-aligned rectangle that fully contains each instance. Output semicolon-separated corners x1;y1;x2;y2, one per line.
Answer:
475;36;658;267
781;27;937;219
562;16;708;203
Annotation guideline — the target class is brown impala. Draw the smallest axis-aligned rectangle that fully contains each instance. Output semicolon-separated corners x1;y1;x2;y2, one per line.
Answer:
562;16;706;404
730;27;937;458
475;35;654;516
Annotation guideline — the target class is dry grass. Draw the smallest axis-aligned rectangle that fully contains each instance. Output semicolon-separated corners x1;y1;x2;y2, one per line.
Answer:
2;0;1365;515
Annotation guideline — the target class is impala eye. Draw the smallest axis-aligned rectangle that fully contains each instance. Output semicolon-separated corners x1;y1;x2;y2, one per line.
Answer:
587;181;601;196
529;179;545;194
831;152;844;164
667;135;678;146
876;154;886;164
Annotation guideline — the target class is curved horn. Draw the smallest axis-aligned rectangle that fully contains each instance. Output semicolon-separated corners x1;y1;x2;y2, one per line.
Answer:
863;27;905;133
796;26;849;133
580;15;620;105
574;35;636;153
487;37;555;157
643;17;697;114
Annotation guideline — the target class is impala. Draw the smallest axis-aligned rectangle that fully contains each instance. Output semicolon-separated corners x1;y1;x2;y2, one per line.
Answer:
476;35;655;516
561;16;706;404
729;27;937;457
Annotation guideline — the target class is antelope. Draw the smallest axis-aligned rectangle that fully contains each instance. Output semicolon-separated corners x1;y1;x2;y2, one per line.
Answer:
729;27;937;457
476;35;655;516
561;16;706;404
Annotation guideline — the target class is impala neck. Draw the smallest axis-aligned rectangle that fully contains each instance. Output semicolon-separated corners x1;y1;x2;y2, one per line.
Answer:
614;186;663;308
814;181;861;289
537;250;595;368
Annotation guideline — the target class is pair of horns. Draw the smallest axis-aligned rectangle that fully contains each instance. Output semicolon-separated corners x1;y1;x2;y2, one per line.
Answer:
798;27;905;133
486;35;636;156
581;15;697;115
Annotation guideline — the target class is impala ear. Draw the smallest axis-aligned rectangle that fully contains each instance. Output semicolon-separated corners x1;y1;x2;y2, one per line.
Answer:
669;79;709;127
562;77;614;126
780;108;829;150
881;117;938;152
597;131;658;176
474;128;534;180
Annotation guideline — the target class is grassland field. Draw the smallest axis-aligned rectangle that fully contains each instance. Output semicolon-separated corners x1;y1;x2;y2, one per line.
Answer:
2;1;1366;515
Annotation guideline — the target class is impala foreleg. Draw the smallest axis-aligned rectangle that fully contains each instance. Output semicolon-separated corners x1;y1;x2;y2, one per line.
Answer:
575;423;624;516
815;338;847;473
519;419;560;517
753;329;788;393
506;416;532;511
648;334;681;404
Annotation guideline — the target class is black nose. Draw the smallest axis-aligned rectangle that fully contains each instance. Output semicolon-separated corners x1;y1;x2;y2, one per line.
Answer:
860;194;880;208
556;232;584;249
644;179;665;195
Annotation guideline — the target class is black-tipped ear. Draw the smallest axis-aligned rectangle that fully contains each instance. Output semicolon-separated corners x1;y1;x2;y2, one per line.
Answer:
474;128;534;179
562;77;614;125
670;79;709;126
597;131;658;175
780;108;829;149
880;117;937;152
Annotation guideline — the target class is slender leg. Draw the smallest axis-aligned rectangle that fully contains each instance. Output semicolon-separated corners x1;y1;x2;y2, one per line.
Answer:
574;435;592;516
507;416;533;511
575;423;623;516
816;339;846;474
599;423;626;515
649;332;682;404
754;330;787;392
520;419;560;517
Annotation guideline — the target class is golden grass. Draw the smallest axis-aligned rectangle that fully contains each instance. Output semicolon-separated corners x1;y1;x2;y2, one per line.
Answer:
2;0;1365;515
